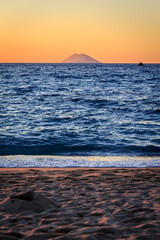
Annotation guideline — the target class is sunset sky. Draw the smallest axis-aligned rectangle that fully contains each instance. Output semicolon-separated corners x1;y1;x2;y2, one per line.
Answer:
0;0;160;63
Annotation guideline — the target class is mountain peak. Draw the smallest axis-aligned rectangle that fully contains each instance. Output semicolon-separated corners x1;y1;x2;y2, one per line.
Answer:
61;53;101;63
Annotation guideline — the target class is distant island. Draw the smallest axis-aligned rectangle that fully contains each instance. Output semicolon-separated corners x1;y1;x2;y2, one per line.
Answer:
61;53;101;63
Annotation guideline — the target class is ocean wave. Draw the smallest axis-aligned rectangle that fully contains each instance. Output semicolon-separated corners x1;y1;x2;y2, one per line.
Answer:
0;63;160;158
0;144;159;156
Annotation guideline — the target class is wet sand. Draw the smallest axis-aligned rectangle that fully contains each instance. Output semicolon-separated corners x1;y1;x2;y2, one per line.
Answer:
0;168;160;239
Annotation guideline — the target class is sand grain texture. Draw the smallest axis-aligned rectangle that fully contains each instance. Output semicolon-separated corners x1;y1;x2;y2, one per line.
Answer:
0;168;160;239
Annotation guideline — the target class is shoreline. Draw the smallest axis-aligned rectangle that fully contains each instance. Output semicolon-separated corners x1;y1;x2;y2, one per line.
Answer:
0;167;160;239
0;166;160;170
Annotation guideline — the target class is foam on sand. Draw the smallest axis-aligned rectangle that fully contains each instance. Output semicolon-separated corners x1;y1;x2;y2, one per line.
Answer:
0;155;159;168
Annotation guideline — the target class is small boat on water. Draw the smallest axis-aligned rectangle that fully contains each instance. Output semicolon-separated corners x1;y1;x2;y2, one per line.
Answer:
138;62;144;66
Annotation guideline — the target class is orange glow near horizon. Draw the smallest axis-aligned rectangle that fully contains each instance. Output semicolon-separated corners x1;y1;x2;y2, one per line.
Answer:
0;0;160;63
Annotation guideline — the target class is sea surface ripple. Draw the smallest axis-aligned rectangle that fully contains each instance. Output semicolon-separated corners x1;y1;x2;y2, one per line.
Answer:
0;63;160;157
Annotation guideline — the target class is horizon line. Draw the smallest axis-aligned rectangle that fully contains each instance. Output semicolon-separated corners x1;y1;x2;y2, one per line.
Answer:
0;62;160;64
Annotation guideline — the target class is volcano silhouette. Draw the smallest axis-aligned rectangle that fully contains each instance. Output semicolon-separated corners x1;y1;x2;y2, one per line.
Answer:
61;53;101;63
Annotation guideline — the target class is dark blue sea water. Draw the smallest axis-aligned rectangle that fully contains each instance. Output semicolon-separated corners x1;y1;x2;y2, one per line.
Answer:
0;63;160;167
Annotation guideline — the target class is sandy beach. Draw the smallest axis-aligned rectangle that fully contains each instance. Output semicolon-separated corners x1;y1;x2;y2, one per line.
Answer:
0;168;160;240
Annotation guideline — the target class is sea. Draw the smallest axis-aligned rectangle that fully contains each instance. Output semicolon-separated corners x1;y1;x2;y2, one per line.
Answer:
0;63;160;168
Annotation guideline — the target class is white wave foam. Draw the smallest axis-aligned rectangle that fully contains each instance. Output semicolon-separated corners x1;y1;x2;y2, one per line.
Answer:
0;155;160;168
